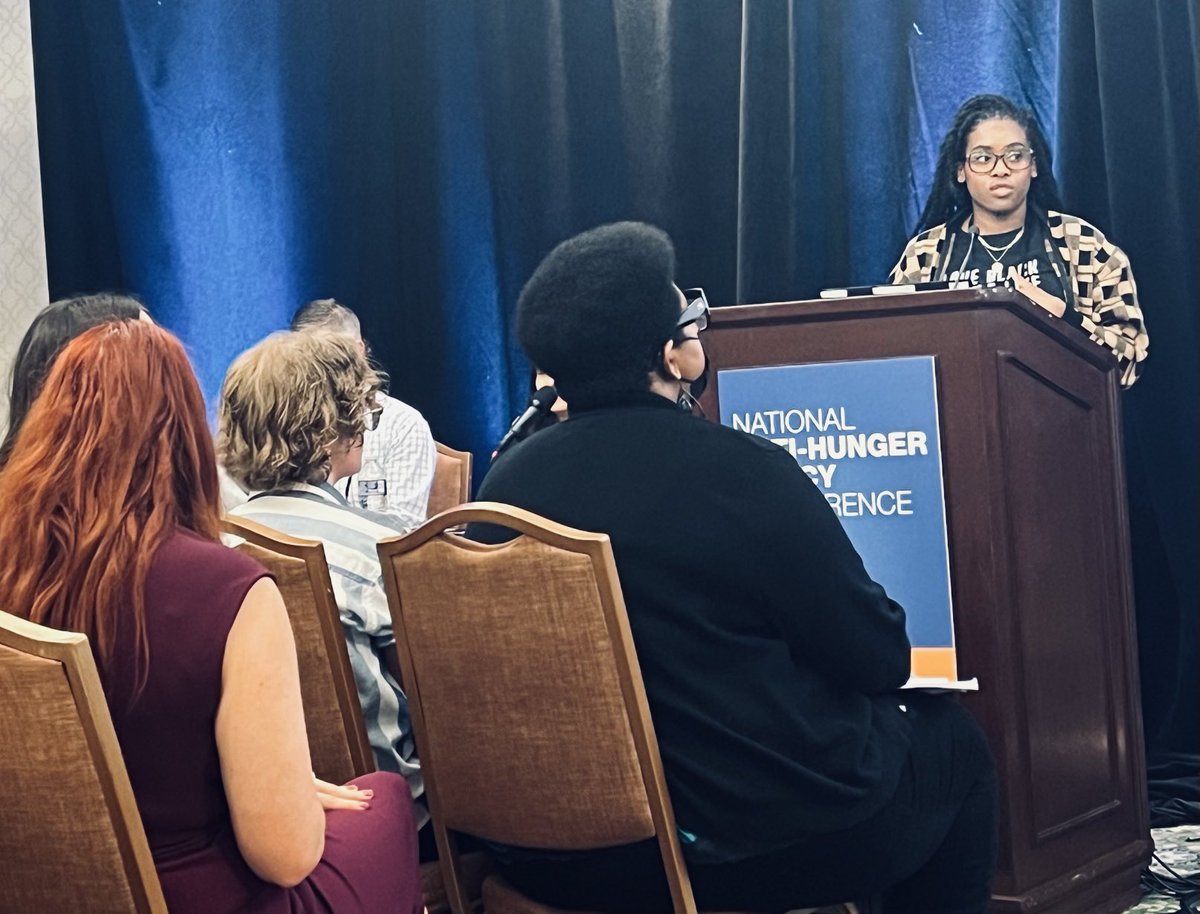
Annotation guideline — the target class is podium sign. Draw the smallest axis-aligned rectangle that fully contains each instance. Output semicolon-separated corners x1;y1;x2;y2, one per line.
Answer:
717;355;956;678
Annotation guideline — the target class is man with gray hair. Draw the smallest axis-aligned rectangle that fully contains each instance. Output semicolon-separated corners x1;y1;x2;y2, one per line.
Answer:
291;298;436;529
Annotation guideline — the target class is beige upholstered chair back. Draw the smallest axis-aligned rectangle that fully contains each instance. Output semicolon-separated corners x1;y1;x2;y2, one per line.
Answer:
427;441;473;518
0;611;167;913
378;503;697;914
221;515;374;784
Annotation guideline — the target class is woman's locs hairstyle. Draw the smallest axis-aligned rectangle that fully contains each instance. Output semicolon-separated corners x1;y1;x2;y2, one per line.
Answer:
916;94;1064;232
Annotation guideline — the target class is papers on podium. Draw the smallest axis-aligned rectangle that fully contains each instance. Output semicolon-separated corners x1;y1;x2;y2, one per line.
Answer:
900;676;979;693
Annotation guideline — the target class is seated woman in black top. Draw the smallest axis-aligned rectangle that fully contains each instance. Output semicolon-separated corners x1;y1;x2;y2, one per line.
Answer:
475;221;995;914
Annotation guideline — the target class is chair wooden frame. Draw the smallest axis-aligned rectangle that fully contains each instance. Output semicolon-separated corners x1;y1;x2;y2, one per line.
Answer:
427;441;473;518
378;502;697;914
0;611;168;913
220;515;375;782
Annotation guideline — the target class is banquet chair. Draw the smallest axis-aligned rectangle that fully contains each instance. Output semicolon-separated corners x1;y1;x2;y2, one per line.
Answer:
377;503;857;914
0;610;167;913
427;441;473;518
221;515;374;784
221;514;488;913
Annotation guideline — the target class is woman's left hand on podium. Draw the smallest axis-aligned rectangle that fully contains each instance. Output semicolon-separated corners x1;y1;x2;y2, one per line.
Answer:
1013;274;1067;318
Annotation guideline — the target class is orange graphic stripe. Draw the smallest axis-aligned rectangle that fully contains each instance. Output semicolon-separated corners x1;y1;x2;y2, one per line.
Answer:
910;648;958;680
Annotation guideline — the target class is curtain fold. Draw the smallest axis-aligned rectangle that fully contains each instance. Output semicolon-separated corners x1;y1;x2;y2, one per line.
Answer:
1058;0;1199;755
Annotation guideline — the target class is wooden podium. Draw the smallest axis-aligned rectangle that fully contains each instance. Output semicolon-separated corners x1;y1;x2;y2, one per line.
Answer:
700;288;1150;914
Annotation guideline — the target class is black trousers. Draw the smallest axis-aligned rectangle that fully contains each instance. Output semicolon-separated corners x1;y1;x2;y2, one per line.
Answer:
499;695;996;914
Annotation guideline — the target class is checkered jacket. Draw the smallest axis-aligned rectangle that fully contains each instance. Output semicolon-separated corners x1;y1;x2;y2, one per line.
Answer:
889;210;1147;387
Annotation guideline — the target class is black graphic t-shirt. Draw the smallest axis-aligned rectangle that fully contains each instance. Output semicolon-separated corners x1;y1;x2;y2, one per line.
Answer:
944;221;1081;328
945;224;1047;288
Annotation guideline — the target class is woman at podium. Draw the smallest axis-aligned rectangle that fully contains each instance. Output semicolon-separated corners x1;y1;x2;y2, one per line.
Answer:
890;93;1147;387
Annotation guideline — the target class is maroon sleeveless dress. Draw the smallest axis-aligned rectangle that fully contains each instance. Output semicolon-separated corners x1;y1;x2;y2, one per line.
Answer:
104;528;422;914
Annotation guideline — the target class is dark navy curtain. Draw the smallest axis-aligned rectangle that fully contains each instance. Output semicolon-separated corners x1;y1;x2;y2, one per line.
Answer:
1054;0;1199;761
31;0;1197;756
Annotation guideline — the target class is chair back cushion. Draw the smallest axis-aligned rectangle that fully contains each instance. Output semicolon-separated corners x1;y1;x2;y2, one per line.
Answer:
0;611;166;913
382;516;655;848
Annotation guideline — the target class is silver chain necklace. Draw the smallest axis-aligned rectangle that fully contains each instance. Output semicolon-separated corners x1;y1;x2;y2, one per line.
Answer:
975;225;1025;264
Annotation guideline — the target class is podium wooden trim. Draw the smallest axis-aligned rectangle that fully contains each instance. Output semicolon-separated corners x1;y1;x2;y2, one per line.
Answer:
701;288;1150;914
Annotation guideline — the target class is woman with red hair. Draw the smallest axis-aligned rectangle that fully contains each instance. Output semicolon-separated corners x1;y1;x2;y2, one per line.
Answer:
0;320;422;914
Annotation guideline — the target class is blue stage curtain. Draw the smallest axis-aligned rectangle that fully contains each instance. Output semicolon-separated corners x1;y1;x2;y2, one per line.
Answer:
30;0;1196;754
30;0;1064;439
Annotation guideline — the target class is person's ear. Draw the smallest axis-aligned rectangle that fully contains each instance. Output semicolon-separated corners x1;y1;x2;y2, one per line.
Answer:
956;164;966;183
661;340;683;381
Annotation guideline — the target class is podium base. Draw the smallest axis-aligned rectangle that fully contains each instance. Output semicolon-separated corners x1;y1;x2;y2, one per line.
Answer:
989;837;1151;913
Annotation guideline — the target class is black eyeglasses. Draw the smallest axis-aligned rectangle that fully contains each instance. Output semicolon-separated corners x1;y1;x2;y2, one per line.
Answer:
677;288;709;332
964;145;1034;174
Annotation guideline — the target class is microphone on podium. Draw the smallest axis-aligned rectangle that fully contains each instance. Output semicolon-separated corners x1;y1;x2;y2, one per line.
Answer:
492;386;558;460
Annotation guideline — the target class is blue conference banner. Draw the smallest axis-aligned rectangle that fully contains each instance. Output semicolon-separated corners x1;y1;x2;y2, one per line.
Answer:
718;356;955;664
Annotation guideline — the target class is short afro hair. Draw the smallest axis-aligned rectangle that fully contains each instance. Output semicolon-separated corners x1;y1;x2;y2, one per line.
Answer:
516;222;679;406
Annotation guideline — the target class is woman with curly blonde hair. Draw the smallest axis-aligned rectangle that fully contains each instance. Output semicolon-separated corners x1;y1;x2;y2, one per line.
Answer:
218;330;427;831
220;330;383;494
